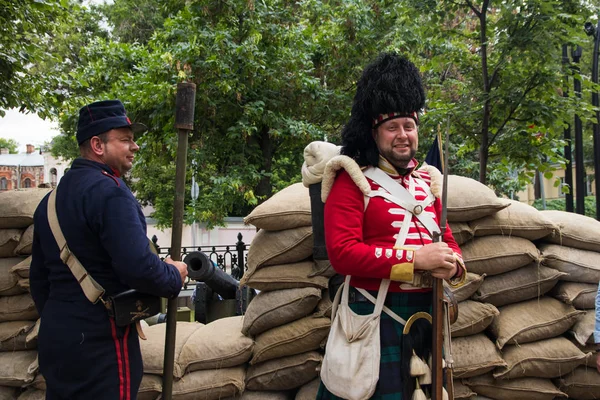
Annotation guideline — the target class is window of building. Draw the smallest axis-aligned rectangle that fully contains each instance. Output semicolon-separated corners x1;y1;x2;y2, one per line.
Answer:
23;178;31;188
0;177;7;190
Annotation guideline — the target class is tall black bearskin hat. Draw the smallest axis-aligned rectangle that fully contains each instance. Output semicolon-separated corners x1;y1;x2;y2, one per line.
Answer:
340;52;426;167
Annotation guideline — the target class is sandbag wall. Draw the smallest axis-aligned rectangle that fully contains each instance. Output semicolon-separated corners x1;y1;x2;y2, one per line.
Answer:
0;189;51;400
445;175;600;400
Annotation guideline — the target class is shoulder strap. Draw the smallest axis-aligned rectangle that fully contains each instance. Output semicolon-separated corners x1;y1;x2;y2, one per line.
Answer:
47;189;106;304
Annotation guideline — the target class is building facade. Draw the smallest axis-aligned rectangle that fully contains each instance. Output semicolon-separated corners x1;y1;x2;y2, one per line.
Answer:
0;145;67;190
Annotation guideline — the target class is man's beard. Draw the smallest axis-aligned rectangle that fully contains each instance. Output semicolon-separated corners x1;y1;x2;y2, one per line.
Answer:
379;147;416;169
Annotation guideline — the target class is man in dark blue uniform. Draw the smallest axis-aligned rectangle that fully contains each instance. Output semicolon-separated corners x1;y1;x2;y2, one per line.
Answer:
30;100;188;400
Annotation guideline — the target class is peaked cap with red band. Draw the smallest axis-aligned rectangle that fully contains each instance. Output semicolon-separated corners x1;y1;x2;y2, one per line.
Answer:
76;100;147;145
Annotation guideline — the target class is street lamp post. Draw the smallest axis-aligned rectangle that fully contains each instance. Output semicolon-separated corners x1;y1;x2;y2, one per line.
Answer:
585;20;600;219
571;45;586;215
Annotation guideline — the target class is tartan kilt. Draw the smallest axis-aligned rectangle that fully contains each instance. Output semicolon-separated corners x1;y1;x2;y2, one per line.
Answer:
316;290;432;400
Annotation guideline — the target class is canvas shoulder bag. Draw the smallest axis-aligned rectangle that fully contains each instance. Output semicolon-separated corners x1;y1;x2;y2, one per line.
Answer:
320;275;392;400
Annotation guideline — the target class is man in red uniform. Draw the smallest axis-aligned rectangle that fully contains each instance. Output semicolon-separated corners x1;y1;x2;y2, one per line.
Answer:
316;53;466;399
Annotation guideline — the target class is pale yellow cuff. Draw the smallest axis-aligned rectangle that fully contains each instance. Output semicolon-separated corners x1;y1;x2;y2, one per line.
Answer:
390;262;415;282
447;254;467;288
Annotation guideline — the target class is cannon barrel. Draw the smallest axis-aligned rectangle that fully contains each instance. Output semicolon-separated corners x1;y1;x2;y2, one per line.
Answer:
183;251;239;299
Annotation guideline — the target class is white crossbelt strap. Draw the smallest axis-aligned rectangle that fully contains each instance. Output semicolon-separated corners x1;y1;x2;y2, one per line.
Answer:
47;189;105;304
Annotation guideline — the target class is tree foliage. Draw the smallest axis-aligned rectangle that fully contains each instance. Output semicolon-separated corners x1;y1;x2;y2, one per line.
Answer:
0;138;18;154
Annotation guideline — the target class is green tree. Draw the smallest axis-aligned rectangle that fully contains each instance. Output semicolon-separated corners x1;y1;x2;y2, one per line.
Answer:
0;138;18;153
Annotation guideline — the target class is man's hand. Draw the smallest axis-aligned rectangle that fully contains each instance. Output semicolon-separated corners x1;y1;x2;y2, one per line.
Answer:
414;242;457;280
165;258;188;285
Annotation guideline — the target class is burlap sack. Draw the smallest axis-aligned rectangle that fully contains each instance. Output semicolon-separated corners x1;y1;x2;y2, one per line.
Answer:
14;225;33;256
465;374;566;400
452;334;506;378
472;264;565;307
313;290;332;318
542;209;600;252
449;222;473;246
0;258;27;296
447;272;485;303
295;378;320;400
250;316;330;364
17;280;29;293
244;183;311;231
310;259;336;278
569;310;595;346
0;350;37;387
138;374;161;400
550;281;597;309
0;230;21;258
447;175;510;222
242;287;322;337
0;189;51;229
223;391;295;400
140;322;204;378
453;380;476;399
488;297;584;349
171;366;245;400
178;316;254;373
29;373;45;390
10;257;30;279
451;300;499;338
244;227;313;275
0;321;37;352
241;261;329;292
557;365;600;400
469;199;558;240
461;236;539;276
0;385;18;399
245;351;322;391
0;295;39;323
493;336;588;379
16;389;44;400
540;244;600;283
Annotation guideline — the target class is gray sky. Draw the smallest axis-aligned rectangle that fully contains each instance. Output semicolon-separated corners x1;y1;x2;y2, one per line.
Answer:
0;109;59;152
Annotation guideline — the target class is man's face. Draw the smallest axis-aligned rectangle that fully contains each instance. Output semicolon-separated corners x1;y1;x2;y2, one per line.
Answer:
101;128;139;175
372;117;418;169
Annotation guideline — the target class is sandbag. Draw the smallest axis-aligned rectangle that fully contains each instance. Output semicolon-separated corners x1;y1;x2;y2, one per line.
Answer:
242;287;322;337
465;374;566;400
0;230;21;258
453;379;476;399
0;321;37;352
240;261;329;292
0;350;37;387
448;222;473;246
10;257;30;279
447;175;510;222
171;366;245;400
0;385;18;399
488;297;583;349
569;310;595;346
243;183;311;231
452;334;506;378
493;336;588;379
245;351;322;391
0;258;27;296
540;244;600;283
138;374;161;400
542;209;600;252
446;272;485;303
0;189;51;229
556;365;600;400
472;264;565;307
178;316;254;373
16;389;44;400
244;227;313;275
550;281;597;309
451;300;498;338
461;236;539;276
223;391;295;400
140;322;204;378
250;316;330;364
313;290;332;318
0;294;39;323
469;199;557;240
295;378;320;400
14;225;33;256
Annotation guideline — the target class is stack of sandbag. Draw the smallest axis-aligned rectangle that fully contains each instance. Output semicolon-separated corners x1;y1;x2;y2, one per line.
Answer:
0;188;51;399
138;317;254;400
446;176;596;400
238;182;332;399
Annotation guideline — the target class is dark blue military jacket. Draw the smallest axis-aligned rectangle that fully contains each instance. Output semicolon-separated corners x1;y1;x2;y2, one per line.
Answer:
30;158;182;400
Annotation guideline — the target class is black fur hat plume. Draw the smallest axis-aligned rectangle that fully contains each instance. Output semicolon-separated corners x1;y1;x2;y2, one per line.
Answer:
340;52;426;167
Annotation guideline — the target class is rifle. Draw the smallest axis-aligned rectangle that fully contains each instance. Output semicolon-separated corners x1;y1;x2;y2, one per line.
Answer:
431;119;453;400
